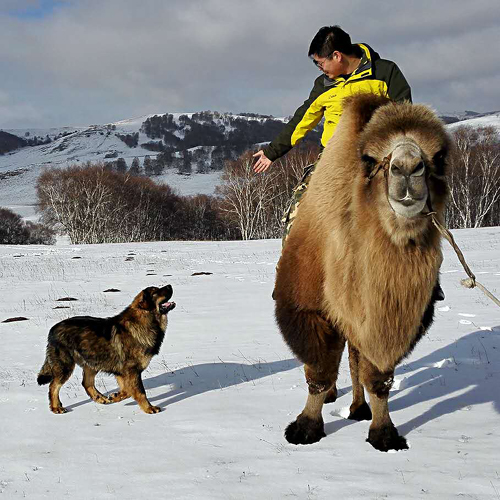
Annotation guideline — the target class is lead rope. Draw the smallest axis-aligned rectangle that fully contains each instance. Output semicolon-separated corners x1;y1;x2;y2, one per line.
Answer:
427;212;500;309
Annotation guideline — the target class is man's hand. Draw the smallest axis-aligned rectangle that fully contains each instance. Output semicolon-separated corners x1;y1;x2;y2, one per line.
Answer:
253;150;273;173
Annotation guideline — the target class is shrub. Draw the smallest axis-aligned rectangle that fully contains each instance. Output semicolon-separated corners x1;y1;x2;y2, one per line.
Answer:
0;208;55;244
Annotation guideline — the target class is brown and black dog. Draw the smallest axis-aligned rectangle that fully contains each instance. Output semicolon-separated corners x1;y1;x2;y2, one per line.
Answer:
37;285;176;414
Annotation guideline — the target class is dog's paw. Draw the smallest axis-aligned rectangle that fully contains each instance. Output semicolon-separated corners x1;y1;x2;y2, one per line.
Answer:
109;391;129;403
144;405;161;414
51;406;68;414
94;395;113;405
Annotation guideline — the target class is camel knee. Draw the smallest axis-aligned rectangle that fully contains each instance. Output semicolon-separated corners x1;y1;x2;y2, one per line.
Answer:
359;359;394;398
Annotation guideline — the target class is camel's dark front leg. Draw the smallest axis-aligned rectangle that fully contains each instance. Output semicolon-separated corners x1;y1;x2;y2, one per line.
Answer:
282;320;345;444
359;355;408;452
284;364;331;445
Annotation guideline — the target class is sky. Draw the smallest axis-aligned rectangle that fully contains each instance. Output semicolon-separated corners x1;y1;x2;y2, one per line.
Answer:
1;0;499;128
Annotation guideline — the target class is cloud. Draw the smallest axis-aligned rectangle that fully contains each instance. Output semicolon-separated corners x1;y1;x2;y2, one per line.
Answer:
0;0;499;127
0;90;43;128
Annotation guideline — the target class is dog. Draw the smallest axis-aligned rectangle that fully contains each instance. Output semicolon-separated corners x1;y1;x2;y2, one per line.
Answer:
37;285;176;414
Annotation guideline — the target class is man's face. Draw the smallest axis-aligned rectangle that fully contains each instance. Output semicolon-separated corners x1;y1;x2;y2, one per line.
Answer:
312;51;343;79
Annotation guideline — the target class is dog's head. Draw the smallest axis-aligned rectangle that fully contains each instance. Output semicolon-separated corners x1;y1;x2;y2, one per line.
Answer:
137;285;176;315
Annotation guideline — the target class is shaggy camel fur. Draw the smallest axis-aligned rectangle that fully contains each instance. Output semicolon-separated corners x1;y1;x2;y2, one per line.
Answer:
274;93;450;452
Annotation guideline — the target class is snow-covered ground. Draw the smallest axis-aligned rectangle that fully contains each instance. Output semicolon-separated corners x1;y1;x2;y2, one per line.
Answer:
1;228;499;499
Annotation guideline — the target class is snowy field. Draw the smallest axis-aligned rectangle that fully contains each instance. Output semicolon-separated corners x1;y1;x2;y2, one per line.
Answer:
0;229;499;499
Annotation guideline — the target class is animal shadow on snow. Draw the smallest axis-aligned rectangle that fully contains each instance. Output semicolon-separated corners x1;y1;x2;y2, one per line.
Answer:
390;327;500;435
140;358;300;408
67;358;300;411
325;328;500;438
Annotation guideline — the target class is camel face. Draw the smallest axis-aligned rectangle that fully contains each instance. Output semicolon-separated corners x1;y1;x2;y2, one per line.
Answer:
387;140;428;218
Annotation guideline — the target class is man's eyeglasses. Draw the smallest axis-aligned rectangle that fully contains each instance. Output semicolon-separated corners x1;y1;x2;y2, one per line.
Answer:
312;53;333;68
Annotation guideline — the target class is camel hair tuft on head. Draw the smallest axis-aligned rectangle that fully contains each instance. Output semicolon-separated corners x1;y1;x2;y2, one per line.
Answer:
274;93;451;452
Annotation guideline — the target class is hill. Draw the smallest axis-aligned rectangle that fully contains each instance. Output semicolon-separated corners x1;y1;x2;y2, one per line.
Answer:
0;108;499;219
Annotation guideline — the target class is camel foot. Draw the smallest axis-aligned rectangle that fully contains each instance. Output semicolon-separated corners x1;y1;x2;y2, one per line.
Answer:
348;402;372;421
367;425;408;452
285;415;326;445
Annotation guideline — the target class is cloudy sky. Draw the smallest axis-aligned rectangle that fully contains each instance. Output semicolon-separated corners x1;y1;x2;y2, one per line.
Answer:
1;0;499;128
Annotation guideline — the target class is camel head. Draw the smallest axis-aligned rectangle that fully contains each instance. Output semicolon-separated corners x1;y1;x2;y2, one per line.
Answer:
358;102;450;229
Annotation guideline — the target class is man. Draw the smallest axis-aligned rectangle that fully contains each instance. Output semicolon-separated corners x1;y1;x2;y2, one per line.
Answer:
257;25;444;300
253;25;411;174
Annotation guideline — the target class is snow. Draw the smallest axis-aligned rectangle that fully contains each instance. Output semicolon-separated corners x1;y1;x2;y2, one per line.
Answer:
1;227;500;499
447;113;500;133
1;110;289;218
1;111;499;222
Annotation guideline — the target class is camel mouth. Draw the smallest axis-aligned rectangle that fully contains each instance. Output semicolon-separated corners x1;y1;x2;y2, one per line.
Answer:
397;196;426;207
389;197;427;218
159;301;176;314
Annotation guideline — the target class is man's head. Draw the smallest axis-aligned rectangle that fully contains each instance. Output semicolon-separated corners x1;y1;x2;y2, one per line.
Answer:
309;26;361;79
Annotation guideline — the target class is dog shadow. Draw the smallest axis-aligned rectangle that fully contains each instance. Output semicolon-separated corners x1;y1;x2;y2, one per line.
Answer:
137;358;301;409
66;358;301;411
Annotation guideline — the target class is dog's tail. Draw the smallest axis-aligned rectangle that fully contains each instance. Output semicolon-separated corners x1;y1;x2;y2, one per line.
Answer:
37;359;52;385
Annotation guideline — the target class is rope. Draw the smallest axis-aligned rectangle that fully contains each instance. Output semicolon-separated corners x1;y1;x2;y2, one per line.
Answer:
427;213;500;309
367;152;500;309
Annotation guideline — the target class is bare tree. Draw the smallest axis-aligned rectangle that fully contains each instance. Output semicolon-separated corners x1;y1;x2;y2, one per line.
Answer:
447;126;500;228
216;144;320;240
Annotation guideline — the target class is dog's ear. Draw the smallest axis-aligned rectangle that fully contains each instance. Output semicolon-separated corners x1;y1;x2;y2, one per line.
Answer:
138;288;155;310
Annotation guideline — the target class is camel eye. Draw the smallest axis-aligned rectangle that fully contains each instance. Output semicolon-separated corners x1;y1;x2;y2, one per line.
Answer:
411;162;425;177
390;164;402;176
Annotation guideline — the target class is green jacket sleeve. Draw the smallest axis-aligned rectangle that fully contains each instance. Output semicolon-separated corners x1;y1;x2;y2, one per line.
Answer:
386;63;412;103
263;77;324;162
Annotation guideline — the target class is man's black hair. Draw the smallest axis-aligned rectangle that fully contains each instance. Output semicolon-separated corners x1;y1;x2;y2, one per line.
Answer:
308;26;361;58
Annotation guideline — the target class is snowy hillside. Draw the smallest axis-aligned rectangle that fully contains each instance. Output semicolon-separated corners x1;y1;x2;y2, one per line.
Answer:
0;109;499;220
0;228;499;498
447;112;500;133
0;111;287;219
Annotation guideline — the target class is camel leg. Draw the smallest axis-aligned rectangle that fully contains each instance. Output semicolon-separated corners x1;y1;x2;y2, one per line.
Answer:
347;344;372;421
359;355;408;452
284;328;345;445
82;367;112;404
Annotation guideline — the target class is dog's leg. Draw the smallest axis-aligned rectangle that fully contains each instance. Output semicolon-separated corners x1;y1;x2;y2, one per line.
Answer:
48;356;75;414
82;367;112;404
123;372;161;414
108;375;130;403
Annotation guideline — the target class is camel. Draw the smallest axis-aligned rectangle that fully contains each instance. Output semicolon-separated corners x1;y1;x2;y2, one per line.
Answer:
274;93;451;452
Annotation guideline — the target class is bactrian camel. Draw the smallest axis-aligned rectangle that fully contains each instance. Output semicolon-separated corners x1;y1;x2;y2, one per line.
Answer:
274;93;450;451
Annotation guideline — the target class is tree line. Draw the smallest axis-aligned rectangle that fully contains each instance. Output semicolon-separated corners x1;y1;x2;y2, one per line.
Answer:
1;124;498;245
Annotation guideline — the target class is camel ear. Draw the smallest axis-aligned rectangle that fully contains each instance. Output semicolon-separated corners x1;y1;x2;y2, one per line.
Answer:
432;147;448;176
138;289;154;310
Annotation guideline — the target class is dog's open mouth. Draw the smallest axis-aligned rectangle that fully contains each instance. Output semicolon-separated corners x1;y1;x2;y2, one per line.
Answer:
159;301;176;314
